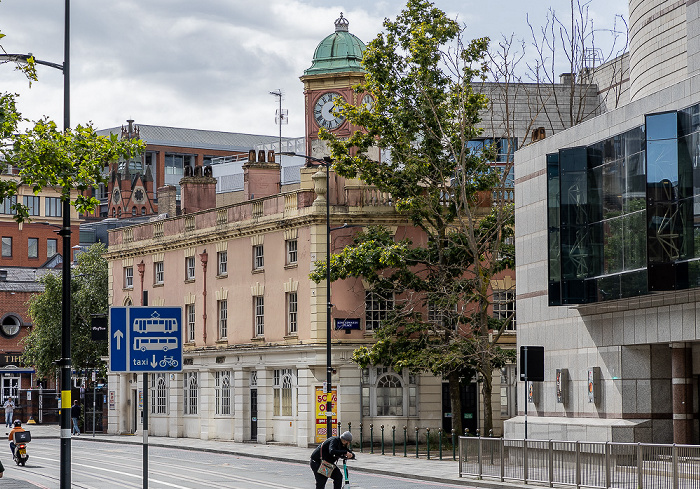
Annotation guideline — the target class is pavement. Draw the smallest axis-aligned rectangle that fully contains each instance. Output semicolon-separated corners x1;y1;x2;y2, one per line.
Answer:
15;423;529;488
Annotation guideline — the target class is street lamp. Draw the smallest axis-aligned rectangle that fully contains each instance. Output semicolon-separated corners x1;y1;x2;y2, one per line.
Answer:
2;2;72;487
280;151;335;439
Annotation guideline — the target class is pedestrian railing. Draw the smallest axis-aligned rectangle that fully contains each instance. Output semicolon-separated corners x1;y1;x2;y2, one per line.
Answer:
459;436;700;489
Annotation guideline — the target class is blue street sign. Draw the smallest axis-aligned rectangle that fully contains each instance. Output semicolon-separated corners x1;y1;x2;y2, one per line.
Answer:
109;306;183;373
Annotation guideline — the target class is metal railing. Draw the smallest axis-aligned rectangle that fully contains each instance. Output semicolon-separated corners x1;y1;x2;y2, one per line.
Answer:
459;436;700;489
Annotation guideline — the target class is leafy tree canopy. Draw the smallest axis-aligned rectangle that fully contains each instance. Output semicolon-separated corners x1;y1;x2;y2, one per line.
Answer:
23;243;110;378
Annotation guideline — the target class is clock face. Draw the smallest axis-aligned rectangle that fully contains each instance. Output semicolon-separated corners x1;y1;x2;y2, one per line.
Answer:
362;94;374;110
112;188;121;204
314;92;345;130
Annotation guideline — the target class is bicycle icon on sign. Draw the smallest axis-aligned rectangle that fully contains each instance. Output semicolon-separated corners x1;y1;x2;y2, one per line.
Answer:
159;356;179;368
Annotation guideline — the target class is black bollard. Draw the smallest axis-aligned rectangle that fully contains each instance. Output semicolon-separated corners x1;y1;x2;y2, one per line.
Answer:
370;424;374;454
360;423;364;453
451;429;456;461
415;427;419;458
427;428;431;460
392;426;396;456
381;425;385;455
403;426;407;457
438;428;443;460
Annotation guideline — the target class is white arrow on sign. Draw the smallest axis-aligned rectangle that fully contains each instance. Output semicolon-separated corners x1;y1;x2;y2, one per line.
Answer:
151;355;157;368
113;330;124;350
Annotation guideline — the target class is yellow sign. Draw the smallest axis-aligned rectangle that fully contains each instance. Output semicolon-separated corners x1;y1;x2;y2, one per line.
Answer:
314;386;338;443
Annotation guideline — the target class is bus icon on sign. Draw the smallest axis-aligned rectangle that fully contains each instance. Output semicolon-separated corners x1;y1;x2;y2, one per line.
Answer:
134;336;178;352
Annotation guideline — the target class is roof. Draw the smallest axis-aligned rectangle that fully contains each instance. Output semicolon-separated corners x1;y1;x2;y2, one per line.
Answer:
0;267;56;293
97;124;291;153
304;13;366;76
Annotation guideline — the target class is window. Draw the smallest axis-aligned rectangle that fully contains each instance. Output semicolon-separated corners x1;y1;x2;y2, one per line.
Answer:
2;237;11;257
273;369;295;416
185;256;195;280
132;207;137;216
218;299;228;339
47;239;57;258
124;266;133;289
45;197;62;217
23;196;40;216
0;196;16;215
427;301;457;330
286;292;298;335
493;290;516;331
150;373;167;415
1;376;19;403
253;244;264;270
254;296;264;336
28;238;38;259
215;371;232;416
1;315;21;338
217;251;227;276
186;303;195;342
183;371;198;415
154;261;164;284
286;239;298;265
361;367;418;417
365;290;394;331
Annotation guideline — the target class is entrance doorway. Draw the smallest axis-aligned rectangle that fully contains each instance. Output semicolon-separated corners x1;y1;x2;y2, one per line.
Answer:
250;388;258;440
442;382;478;434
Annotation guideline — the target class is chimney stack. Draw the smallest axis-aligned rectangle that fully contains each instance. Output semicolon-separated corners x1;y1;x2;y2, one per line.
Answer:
243;149;281;200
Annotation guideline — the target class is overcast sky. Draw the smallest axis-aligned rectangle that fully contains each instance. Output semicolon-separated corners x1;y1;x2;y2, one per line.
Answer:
1;0;628;139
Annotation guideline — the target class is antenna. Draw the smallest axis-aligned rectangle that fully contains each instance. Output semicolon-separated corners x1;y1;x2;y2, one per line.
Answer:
269;89;285;163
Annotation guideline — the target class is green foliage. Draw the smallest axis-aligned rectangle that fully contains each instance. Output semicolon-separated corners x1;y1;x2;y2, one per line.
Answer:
315;0;516;433
0;107;143;222
23;243;110;378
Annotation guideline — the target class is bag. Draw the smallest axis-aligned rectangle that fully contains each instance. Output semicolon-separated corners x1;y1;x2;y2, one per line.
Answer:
317;460;336;478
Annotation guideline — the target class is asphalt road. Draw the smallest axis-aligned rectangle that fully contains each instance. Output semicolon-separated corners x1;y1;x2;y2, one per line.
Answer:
0;439;474;488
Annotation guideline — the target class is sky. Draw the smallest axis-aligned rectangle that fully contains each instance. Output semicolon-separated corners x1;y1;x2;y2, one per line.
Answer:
1;0;628;139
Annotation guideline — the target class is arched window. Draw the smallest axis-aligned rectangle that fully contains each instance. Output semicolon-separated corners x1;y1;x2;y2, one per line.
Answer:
0;314;21;339
215;371;232;415
141;207;146;216
184;372;198;415
361;367;418;418
117;208;122;218
132;207;137;216
376;373;403;416
112;208;116;218
273;369;295;416
150;373;167;415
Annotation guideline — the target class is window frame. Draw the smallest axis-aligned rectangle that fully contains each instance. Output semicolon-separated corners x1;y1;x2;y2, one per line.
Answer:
124;266;133;289
154;261;164;285
493;290;516;331
253;244;264;270
185;256;196;281
361;367;418;418
217;250;228;276
365;290;394;331
254;295;264;337
1;237;11;258
47;238;57;258
286;239;298;265
186;303;196;343
150;373;168;415
183;371;198;415
23;195;40;216
45;197;62;217
218;299;228;339
215;370;232;416
27;237;39;259
273;369;295;417
286;292;298;335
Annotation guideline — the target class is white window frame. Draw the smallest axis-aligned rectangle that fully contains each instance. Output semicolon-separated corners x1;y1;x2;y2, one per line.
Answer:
215;370;232;416
124;266;133;289
360;367;418;417
286;292;298;335
150;373;168;415
365;290;394;331
273;369;296;417
218;299;228;339
254;296;264;337
186;303;196;342
286;239;298;265
217;251;228;276
253;244;264;270
154;261;164;285
1;375;20;402
186;256;196;280
183;371;198;415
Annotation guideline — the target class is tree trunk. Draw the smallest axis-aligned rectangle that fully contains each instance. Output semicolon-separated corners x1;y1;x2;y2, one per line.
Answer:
448;372;463;437
481;365;494;436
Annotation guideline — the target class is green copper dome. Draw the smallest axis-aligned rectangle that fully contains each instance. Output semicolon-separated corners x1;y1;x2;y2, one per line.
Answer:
304;13;366;75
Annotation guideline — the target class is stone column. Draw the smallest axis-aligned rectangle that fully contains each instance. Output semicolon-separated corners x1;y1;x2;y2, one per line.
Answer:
671;343;694;444
199;368;212;440
233;369;247;443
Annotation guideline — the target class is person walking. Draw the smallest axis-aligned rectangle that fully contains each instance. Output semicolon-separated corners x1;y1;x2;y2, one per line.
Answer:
71;400;81;436
310;431;355;489
2;398;14;428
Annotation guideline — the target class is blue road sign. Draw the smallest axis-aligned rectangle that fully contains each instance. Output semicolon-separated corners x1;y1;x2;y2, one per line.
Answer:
109;306;183;373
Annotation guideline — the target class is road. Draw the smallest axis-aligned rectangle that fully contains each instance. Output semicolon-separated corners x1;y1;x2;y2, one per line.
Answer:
1;439;475;488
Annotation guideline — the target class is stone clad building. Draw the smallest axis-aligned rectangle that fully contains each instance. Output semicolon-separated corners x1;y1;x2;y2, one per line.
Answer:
510;0;700;444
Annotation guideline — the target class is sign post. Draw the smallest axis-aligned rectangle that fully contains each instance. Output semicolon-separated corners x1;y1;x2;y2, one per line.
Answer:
314;386;338;443
109;306;183;489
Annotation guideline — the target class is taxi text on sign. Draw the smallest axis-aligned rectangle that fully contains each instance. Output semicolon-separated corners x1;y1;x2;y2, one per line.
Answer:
109;306;183;373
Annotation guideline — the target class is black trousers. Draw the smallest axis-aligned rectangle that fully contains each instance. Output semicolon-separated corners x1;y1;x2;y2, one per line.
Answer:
310;459;343;489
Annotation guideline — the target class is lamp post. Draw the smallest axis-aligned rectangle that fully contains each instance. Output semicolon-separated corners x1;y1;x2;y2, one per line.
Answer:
1;2;72;486
280;151;335;439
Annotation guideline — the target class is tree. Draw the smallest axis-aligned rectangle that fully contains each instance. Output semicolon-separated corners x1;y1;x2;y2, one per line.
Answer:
23;243;110;379
312;0;515;435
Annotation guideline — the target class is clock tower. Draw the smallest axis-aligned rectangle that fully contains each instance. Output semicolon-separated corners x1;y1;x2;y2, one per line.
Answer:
300;13;367;159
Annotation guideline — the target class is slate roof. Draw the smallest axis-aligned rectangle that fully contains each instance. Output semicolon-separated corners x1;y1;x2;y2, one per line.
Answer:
0;267;56;293
97;125;291;152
